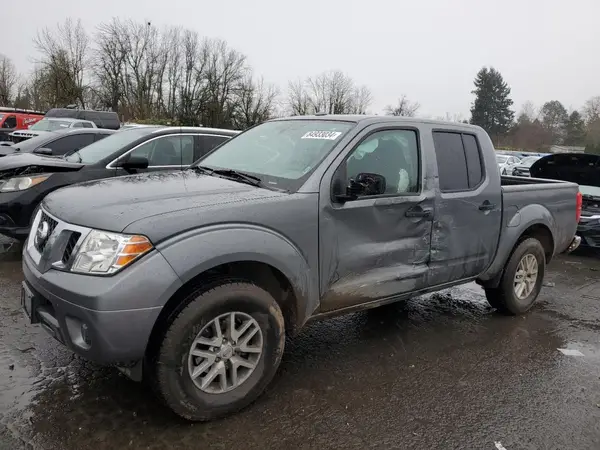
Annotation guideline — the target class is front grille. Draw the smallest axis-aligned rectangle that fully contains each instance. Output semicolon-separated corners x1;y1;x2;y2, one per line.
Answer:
62;232;81;264
34;211;58;253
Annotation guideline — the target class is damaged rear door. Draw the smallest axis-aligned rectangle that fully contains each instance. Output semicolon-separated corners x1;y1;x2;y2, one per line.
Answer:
428;130;502;285
318;125;433;313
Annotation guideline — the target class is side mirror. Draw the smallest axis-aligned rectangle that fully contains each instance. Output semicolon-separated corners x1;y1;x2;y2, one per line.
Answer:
335;172;387;202
115;155;149;170
33;147;53;155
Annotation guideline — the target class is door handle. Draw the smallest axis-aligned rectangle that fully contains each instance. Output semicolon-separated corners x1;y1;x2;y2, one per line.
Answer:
405;207;433;218
479;201;496;211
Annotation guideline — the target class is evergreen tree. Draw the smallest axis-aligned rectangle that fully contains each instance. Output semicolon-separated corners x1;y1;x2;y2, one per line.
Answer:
470;67;515;141
564;110;586;146
540;100;568;144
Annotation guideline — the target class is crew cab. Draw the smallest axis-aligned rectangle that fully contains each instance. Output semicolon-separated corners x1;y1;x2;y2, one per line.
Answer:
0;126;237;239
21;116;581;421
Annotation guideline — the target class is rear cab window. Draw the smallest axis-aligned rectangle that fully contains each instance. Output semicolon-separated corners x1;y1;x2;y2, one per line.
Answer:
432;131;484;192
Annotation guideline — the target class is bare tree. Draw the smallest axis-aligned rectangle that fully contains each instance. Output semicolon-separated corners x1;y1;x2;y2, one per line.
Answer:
202;39;247;127
0;54;17;106
519;101;537;122
93;18;128;113
385;95;420;117
287;70;372;116
583;96;600;125
287;79;311;116
231;75;279;129
34;18;89;108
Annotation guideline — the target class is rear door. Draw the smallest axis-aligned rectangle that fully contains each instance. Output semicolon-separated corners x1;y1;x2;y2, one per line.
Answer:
428;130;502;285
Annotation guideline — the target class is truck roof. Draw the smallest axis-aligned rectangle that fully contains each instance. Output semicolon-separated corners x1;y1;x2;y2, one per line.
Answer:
275;114;483;131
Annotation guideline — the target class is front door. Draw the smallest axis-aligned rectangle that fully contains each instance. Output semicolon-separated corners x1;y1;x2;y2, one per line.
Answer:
318;126;433;313
428;130;502;286
116;134;196;176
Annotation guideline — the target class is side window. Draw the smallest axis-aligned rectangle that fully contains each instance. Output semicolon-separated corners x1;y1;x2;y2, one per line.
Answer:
433;132;484;192
3;116;17;128
82;122;94;128
45;134;95;155
94;133;110;142
130;135;195;166
344;129;419;196
198;135;229;158
72;122;83;128
462;134;483;187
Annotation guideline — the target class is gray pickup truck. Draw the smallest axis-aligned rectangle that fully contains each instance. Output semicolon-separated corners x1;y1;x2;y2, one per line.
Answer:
21;116;581;421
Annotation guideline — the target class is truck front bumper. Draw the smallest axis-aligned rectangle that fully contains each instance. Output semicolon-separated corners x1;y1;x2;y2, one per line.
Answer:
21;248;183;369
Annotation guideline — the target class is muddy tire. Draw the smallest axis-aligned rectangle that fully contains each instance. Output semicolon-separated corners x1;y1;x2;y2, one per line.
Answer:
485;238;546;315
152;281;285;421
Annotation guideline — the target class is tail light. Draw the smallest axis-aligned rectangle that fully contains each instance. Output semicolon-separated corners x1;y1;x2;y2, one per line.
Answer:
576;191;582;223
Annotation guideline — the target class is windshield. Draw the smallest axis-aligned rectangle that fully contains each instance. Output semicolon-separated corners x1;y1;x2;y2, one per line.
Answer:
29;118;72;131
496;155;508;163
196;120;355;191
64;127;155;164
580;185;600;198
520;157;540;166
6;132;58;152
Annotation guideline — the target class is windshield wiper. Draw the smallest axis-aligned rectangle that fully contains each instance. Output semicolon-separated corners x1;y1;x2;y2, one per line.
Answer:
190;166;262;187
213;169;262;187
191;165;215;175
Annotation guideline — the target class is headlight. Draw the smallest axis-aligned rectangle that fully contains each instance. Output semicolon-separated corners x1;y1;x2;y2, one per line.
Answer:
71;230;153;275
0;175;50;192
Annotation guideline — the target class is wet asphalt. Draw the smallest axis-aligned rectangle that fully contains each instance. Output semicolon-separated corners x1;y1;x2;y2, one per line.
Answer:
1;245;600;450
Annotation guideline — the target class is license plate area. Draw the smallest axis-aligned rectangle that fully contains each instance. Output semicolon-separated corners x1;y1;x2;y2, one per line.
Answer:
21;282;40;324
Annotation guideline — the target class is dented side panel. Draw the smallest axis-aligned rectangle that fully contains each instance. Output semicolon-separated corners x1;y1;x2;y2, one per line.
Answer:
318;124;434;313
427;128;503;285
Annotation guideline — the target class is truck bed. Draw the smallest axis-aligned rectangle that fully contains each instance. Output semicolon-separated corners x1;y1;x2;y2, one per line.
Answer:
499;175;579;257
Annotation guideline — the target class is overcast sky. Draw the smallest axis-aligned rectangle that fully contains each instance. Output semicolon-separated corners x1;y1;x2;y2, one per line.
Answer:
5;0;600;118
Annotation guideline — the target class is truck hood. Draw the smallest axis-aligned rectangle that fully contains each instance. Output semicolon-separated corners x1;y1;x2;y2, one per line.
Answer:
529;153;600;187
43;170;285;232
0;153;84;174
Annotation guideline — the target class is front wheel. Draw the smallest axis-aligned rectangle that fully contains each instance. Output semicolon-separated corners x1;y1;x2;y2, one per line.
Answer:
152;281;285;421
485;238;546;315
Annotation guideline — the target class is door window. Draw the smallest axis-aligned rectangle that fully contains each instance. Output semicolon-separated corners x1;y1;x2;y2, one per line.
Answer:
433;132;484;192
45;134;95;155
3;116;17;128
344;129;419;196
198;135;230;158
130;135;195;166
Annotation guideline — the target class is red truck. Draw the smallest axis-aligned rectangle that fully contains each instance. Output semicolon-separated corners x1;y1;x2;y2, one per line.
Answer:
0;108;45;141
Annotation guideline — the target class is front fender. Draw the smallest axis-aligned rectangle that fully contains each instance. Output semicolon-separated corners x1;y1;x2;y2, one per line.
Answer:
156;224;316;325
478;204;555;283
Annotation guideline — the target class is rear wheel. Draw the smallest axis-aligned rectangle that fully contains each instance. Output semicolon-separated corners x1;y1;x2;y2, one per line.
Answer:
485;238;546;315
152;281;285;421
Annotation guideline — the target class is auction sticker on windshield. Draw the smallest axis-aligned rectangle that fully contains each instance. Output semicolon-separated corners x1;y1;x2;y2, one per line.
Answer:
301;131;342;140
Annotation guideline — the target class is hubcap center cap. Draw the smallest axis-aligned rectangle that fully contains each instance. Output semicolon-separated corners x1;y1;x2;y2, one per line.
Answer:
219;343;234;360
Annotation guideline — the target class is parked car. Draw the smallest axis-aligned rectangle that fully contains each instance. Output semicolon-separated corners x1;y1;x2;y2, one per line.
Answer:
511;156;542;177
0;128;115;158
496;153;521;174
0;126;237;240
530;153;600;249
0;107;45;142
21;116;581;421
45;108;120;130
9;118;97;143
